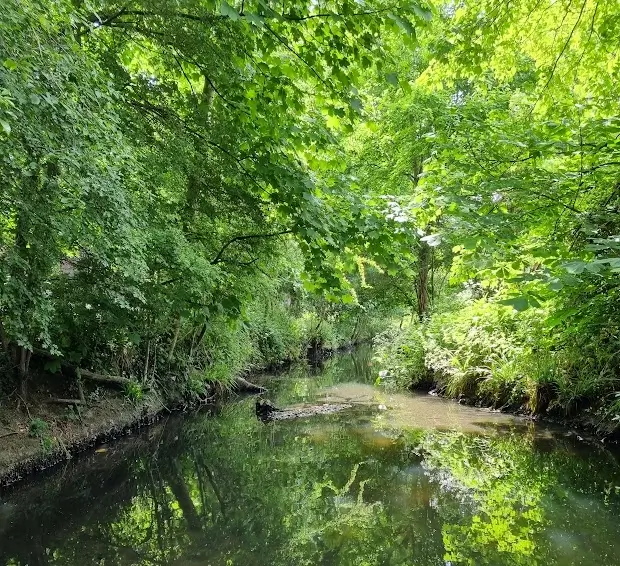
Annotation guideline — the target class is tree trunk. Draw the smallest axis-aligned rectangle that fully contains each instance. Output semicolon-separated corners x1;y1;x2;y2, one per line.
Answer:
416;242;430;321
0;319;10;359
17;346;29;401
167;463;203;532
168;317;181;362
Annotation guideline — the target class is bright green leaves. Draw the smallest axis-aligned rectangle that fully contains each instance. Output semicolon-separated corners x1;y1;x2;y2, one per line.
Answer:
388;13;415;37
3;58;18;71
220;0;240;20
564;258;620;275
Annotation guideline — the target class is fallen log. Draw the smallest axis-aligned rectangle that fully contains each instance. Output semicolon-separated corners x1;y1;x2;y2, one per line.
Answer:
256;402;353;422
33;349;131;387
78;368;131;386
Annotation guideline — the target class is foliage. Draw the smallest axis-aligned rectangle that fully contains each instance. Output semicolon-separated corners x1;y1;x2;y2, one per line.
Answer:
376;287;620;428
0;0;416;400
347;0;620;427
28;417;55;452
123;381;145;403
3;0;620;427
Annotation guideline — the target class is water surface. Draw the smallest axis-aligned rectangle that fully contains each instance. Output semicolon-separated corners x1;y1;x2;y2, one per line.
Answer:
1;347;620;565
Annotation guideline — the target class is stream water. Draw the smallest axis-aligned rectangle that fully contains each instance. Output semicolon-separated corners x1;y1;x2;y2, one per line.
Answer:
1;347;620;565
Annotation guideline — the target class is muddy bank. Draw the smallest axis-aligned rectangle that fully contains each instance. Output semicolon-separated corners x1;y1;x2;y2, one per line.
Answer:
414;384;620;441
0;360;313;490
0;389;171;490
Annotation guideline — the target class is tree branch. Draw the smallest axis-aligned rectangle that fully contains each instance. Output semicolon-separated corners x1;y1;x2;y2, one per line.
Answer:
210;230;292;264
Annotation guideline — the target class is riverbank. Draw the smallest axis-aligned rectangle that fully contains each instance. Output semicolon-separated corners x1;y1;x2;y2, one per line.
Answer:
0;341;357;490
4;347;620;566
373;306;620;439
0;387;170;489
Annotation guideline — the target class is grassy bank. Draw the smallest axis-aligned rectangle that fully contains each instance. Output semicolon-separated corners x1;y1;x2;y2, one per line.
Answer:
374;289;620;436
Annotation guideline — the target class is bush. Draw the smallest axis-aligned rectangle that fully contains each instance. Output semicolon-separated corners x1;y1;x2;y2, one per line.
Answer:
374;286;620;430
373;324;427;389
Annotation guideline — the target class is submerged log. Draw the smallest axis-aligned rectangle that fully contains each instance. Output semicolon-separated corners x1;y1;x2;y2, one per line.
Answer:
256;401;353;422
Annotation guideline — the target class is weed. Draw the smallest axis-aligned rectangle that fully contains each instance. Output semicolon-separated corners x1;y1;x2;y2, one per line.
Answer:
123;380;144;403
28;418;55;453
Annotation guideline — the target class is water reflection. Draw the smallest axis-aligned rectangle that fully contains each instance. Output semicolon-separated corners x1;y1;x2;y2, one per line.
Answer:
1;348;620;565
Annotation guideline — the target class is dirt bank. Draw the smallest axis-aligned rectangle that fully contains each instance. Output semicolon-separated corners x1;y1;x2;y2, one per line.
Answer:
0;387;171;490
0;366;273;490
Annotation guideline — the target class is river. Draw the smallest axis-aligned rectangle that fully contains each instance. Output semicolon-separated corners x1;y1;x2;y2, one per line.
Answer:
1;347;620;565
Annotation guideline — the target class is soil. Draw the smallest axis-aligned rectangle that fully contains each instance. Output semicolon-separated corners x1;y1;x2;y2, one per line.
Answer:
0;363;279;490
0;371;170;490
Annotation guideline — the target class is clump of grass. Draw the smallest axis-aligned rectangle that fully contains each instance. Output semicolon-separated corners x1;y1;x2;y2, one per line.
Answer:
29;418;55;452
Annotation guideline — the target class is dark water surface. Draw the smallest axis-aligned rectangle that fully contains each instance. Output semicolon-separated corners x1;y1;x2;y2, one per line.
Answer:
2;347;620;565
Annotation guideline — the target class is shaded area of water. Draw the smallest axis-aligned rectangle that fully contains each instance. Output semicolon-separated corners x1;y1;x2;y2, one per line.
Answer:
1;347;620;565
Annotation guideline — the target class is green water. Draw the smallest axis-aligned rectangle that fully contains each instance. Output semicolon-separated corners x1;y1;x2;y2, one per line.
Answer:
2;347;620;565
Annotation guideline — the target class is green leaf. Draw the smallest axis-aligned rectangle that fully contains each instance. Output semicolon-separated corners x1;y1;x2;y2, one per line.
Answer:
499;296;529;311
386;72;399;86
220;1;240;20
563;261;586;275
0;119;10;135
245;12;265;26
413;5;433;21
350;98;363;114
548;279;563;291
3;58;18;71
387;13;415;36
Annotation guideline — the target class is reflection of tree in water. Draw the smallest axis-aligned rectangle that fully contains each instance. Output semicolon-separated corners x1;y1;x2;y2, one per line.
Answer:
2;382;620;566
265;345;378;406
410;430;620;566
0;402;442;566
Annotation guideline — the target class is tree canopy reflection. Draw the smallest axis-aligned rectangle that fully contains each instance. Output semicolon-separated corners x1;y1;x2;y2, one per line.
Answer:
2;354;620;565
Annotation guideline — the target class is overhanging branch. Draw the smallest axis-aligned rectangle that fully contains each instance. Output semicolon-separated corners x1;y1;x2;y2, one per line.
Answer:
210;230;292;264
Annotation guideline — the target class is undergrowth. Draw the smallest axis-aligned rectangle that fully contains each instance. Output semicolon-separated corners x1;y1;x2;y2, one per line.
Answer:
374;289;620;432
